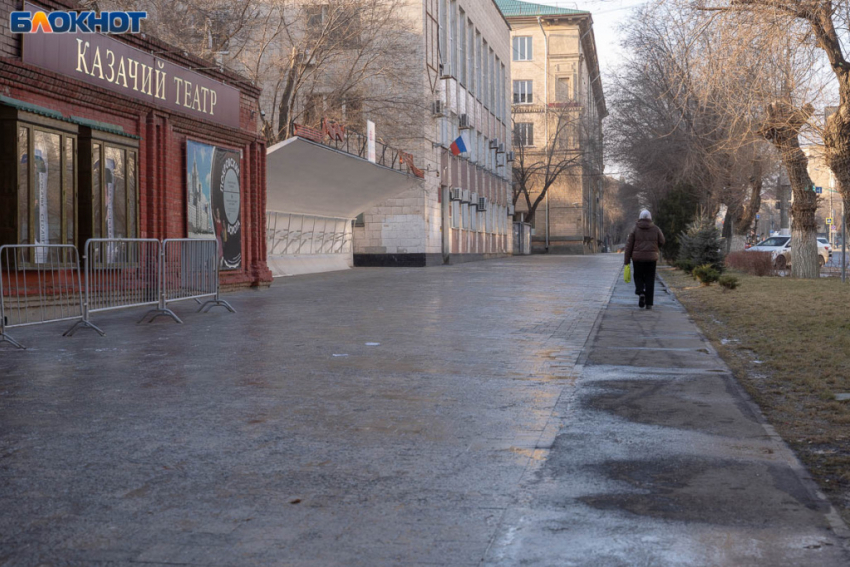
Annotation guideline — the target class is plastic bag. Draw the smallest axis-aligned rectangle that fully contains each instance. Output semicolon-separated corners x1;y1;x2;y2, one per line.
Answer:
624;264;631;283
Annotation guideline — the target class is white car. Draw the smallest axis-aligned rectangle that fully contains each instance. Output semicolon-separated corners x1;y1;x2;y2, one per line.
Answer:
747;236;829;269
817;237;833;258
748;236;790;257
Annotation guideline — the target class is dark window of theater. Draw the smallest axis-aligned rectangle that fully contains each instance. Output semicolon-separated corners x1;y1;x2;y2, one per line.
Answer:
78;130;140;247
0;111;77;252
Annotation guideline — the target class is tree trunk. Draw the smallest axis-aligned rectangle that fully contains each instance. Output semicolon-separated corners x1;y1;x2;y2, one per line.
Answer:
760;102;820;278
824;104;850;248
734;162;762;236
788;164;820;279
276;52;300;142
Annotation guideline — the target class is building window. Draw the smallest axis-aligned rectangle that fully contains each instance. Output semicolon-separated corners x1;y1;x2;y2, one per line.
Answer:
513;36;532;61
458;9;466;86
467;21;475;94
305;4;361;48
476;32;482;101
489;48;495;110
513;80;533;104
556;77;572;101
449;0;457;76
482;40;489;108
89;143;138;241
12;124;77;248
514;123;534;147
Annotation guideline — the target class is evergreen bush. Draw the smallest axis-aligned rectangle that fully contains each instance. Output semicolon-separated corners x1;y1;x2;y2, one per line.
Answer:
693;264;721;285
654;184;700;262
678;216;725;273
718;275;739;289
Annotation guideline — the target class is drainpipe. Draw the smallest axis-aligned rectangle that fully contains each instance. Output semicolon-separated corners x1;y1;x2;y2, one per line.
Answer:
538;16;549;252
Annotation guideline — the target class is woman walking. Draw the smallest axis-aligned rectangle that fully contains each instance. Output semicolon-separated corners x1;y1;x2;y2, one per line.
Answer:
624;210;665;310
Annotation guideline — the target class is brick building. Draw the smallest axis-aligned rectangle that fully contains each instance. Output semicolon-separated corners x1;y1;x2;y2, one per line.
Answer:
497;0;606;254
0;0;272;287
352;0;514;266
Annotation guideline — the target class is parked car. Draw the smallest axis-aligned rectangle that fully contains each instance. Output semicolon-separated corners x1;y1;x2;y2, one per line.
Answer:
747;236;828;269
817;237;833;258
777;240;830;269
747;236;790;258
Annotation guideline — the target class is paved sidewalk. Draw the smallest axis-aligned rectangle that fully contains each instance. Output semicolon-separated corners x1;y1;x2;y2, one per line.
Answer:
484;268;850;566
2;256;848;566
0;256;619;567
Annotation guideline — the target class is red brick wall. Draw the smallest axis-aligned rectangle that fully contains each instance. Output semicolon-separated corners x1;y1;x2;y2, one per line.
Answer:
0;11;272;286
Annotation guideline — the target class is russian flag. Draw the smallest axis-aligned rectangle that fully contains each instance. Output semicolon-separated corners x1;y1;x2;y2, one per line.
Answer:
449;134;468;156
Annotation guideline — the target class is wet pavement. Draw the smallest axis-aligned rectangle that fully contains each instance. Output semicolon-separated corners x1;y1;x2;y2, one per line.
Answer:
484;266;850;566
1;256;848;566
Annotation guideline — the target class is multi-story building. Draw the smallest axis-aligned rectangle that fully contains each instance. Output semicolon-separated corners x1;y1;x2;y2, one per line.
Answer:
497;0;606;254
352;0;514;266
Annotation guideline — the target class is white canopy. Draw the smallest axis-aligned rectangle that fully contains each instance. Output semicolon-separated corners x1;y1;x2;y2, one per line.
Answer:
266;137;422;218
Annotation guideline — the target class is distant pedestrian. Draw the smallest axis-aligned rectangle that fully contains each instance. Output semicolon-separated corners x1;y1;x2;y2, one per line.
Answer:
624;210;665;310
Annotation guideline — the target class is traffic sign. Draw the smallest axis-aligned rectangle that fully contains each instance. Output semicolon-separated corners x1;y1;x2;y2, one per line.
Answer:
816;186;823;194
827;217;834;225
756;214;760;220
833;225;839;232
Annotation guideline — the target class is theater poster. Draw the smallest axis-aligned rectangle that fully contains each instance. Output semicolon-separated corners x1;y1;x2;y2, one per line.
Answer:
186;140;242;270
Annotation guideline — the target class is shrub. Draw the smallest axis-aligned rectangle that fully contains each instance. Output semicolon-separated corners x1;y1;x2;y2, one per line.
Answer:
678;216;724;273
724;251;774;276
675;259;696;274
693;264;721;285
718;275;739;290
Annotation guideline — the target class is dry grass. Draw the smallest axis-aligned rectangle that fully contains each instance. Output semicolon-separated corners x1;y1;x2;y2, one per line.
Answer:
662;266;850;523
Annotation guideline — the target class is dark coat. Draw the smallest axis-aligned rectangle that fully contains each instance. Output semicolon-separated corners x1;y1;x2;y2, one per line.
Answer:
625;219;665;264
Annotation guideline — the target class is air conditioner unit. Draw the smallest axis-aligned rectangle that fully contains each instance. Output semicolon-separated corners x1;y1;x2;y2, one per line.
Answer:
508;204;515;216
432;100;444;117
477;197;488;211
440;64;451;79
462;189;471;203
489;139;498;150
506;151;515;162
469;192;478;207
459;114;472;129
497;144;505;154
450;187;462;201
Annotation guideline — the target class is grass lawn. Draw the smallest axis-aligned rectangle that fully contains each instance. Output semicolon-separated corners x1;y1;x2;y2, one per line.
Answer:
662;266;850;523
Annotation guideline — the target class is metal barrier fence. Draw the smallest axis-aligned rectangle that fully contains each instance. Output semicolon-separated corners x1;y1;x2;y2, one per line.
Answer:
144;238;234;323
0;244;84;349
66;238;161;336
2;239;234;348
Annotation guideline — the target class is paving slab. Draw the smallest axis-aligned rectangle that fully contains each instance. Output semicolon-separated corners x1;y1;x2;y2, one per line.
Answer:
483;269;850;566
3;256;847;566
0;256;618;567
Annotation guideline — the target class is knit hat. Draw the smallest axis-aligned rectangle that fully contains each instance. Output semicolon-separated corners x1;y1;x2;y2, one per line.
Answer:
639;209;652;220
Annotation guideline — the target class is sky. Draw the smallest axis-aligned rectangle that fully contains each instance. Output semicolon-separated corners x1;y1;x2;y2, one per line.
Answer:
533;0;648;81
532;0;648;177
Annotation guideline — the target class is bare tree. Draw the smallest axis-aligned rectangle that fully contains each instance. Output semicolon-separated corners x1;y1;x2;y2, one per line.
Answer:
609;1;832;275
107;0;424;147
692;0;849;276
511;107;589;225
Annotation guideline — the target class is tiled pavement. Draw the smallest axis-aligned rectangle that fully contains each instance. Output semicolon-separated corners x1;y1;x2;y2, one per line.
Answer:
0;255;620;566
3;256;848;566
